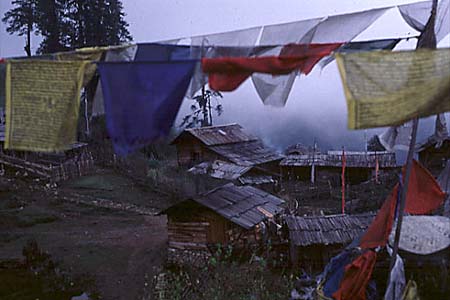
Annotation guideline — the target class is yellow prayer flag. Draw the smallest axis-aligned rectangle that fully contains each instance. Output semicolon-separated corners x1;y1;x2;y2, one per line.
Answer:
5;60;87;152
56;47;105;85
336;48;450;129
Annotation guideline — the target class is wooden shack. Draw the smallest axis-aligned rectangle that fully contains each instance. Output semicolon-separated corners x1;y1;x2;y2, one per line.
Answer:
162;183;285;252
284;213;374;271
281;151;398;185
170;124;283;172
417;136;450;175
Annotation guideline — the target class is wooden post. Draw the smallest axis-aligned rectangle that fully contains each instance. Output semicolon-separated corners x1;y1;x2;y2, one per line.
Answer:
389;0;437;274
389;118;418;271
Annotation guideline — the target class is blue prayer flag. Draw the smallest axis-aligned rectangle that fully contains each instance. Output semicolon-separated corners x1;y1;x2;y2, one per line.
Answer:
97;61;196;156
322;250;353;297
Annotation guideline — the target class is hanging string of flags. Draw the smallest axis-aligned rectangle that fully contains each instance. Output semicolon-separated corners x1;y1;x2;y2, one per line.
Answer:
0;0;449;156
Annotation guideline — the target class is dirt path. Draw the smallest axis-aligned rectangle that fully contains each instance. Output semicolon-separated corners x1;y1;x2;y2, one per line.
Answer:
0;170;171;300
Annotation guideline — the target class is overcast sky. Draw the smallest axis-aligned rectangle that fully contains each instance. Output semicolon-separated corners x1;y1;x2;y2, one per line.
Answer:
0;0;449;150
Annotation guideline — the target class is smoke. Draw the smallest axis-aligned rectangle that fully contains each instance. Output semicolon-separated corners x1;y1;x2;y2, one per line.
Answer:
176;62;448;152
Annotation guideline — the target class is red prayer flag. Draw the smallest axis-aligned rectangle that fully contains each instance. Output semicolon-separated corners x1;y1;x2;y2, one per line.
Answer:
404;159;445;214
333;250;377;300
359;159;445;249
202;43;342;91
359;185;398;249
341;148;346;214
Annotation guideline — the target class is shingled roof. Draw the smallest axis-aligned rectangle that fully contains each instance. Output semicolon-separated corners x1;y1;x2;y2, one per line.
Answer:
210;140;284;167
172;124;284;167
164;183;285;229
285;213;375;246
280;151;397;168
172;124;257;146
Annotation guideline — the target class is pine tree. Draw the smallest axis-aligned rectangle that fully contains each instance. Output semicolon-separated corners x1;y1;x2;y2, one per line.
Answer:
2;0;39;56
59;0;132;50
3;0;132;55
35;0;65;53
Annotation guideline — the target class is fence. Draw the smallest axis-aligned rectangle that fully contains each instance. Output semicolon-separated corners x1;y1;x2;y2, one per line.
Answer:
0;151;95;183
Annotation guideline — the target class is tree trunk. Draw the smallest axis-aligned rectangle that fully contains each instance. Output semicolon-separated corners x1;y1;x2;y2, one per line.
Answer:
25;23;32;57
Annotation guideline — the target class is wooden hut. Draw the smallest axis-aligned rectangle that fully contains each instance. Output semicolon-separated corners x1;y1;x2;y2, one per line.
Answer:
417;136;450;175
284;213;374;271
281;151;398;185
170;124;283;172
162;183;285;252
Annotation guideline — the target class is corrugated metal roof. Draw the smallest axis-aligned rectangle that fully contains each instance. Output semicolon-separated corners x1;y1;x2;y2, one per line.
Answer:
280;151;397;168
188;160;252;180
185;124;257;146
285;213;374;246
193;183;285;229
210;140;284;167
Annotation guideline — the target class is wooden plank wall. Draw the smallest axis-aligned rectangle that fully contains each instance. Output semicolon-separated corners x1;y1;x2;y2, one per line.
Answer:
168;221;210;250
176;140;219;167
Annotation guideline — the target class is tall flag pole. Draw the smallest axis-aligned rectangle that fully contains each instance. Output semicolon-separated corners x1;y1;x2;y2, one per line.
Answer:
341;147;346;214
389;0;438;274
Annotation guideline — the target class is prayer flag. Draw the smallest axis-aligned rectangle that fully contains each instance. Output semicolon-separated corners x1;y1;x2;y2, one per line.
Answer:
399;0;449;43
378;121;413;151
359;160;445;249
434;114;449;147
5;60;87;152
336;48;450;129
333;250;377;300
97;61;196;156
319;38;401;69
203;43;342;91
56;47;105;86
92;45;138;116
341;148;346;214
